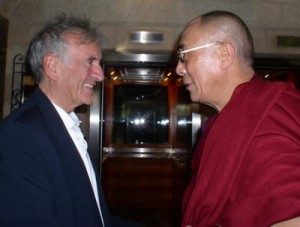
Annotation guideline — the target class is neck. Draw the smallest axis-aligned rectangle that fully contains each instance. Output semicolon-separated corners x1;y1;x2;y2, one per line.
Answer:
215;67;255;112
39;83;75;113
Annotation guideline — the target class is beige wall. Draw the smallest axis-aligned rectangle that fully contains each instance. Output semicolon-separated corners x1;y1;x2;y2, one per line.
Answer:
1;0;300;117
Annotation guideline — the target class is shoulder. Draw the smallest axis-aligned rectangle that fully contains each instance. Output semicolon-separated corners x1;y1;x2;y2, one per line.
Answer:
0;95;59;171
0;104;43;135
0;88;56;131
0;91;54;152
0;104;46;152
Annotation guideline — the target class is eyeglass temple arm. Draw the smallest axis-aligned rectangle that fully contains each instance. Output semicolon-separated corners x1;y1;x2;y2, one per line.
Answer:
180;42;220;54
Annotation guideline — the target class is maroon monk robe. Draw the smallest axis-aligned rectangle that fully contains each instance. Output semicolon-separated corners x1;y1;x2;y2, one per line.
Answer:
182;74;300;227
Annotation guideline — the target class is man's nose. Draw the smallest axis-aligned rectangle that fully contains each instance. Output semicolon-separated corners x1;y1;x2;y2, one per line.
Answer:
94;64;104;82
176;61;185;77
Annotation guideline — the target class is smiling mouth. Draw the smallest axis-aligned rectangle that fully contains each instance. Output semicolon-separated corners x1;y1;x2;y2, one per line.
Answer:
84;84;94;89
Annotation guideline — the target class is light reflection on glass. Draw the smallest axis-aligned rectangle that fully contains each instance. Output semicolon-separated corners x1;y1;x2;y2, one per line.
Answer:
131;118;145;125
113;85;169;144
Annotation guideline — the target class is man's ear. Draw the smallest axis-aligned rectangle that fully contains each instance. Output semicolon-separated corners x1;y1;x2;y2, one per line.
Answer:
219;43;235;70
43;54;59;80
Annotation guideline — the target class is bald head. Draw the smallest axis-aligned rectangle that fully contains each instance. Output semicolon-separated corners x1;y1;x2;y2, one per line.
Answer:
183;10;255;66
176;11;256;111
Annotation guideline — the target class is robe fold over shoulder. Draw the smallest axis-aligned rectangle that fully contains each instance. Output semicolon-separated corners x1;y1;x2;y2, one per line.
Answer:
182;75;300;227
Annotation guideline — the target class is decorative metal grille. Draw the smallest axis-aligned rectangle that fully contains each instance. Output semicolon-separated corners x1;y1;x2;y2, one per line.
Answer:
10;54;25;112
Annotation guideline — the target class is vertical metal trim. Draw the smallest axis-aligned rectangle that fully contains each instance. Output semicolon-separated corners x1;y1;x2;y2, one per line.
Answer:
89;80;104;180
191;112;201;149
98;79;104;179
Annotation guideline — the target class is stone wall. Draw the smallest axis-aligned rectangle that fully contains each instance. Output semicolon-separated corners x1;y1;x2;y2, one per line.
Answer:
1;0;300;116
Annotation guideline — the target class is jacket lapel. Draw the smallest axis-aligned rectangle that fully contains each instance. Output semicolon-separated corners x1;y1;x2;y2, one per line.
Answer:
32;88;103;226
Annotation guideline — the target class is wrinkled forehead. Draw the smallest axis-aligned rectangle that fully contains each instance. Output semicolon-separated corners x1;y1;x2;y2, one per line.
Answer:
62;34;102;59
63;31;101;48
67;38;102;55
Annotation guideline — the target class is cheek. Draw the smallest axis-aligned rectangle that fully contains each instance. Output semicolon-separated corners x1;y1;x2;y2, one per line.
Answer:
188;63;215;95
186;63;203;84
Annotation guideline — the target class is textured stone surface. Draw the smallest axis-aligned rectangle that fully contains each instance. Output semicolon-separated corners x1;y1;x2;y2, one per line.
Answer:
1;0;300;116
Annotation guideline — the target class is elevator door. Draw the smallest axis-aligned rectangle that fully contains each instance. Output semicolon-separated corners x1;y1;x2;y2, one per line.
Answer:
100;65;204;227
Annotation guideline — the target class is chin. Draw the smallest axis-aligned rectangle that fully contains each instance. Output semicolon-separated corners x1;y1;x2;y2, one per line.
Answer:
86;101;93;106
82;95;94;104
190;95;199;103
81;99;93;106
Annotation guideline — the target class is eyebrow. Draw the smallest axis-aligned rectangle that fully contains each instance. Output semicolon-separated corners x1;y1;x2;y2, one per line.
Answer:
88;56;97;61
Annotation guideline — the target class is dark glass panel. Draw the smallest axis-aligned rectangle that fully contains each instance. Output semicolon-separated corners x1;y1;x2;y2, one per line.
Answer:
176;87;192;145
113;85;169;144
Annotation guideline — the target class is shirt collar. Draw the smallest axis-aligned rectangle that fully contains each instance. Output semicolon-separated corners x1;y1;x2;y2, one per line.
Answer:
51;102;81;130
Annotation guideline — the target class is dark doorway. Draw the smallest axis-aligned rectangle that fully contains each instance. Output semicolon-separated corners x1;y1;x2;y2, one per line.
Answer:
0;15;8;120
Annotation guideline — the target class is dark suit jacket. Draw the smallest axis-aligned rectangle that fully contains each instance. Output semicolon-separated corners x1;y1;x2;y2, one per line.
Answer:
0;88;140;227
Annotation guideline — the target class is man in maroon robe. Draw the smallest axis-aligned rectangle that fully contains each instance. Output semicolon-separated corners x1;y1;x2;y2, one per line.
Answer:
176;10;300;227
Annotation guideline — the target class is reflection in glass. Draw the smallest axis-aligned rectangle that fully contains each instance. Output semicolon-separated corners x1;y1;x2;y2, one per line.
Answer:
113;85;169;144
176;87;192;145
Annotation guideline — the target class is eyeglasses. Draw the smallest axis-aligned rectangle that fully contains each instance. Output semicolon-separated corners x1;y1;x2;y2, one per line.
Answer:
177;41;224;63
